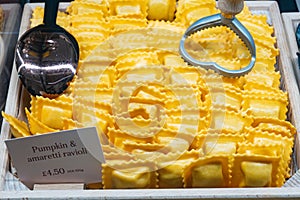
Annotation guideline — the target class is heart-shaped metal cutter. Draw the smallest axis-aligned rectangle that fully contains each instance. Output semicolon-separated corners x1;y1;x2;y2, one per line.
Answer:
179;0;256;77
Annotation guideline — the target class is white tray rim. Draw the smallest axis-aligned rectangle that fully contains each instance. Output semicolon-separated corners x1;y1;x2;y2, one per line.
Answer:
1;1;300;198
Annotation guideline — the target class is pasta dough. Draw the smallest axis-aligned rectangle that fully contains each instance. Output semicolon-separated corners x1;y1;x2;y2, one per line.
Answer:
2;0;296;189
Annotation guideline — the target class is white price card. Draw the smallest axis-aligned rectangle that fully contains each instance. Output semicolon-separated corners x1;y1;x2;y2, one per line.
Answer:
5;127;105;189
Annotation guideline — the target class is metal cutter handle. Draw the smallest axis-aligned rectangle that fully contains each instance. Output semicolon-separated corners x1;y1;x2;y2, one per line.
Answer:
218;0;244;17
179;0;256;77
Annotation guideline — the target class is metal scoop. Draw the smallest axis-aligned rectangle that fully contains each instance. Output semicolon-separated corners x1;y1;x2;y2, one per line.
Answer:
179;0;256;77
15;0;79;96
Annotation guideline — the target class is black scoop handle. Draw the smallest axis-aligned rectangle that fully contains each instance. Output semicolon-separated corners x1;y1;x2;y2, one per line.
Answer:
43;0;59;27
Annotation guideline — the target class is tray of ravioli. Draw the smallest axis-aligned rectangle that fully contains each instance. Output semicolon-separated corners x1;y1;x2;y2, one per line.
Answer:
1;0;300;191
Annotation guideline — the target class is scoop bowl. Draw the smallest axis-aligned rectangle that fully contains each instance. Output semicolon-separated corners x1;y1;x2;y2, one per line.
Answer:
15;0;79;96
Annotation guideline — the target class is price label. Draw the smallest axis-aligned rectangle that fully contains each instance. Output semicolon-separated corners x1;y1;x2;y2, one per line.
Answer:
5;127;105;189
42;168;66;177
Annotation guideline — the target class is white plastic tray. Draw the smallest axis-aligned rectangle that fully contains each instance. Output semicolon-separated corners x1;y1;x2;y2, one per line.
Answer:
1;1;300;199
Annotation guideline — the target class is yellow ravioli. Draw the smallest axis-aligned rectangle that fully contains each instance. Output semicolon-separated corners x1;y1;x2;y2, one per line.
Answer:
102;160;157;189
242;92;288;120
231;154;281;187
184;155;230;188
30;96;72;130
2;111;31;138
26;108;58;134
108;0;147;18
158;150;200;188
147;0;176;21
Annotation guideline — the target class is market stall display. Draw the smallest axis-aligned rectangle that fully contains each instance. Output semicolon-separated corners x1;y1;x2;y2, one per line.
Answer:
1;0;300;199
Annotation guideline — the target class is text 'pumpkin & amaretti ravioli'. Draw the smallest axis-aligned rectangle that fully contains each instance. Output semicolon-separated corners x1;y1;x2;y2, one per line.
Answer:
2;0;296;188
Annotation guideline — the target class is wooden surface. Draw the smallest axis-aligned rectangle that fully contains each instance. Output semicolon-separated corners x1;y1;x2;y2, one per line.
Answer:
282;13;300;87
282;13;300;169
282;13;300;164
1;1;300;199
